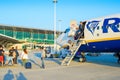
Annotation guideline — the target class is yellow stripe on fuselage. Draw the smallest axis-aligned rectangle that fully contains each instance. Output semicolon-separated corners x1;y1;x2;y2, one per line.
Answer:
85;37;120;43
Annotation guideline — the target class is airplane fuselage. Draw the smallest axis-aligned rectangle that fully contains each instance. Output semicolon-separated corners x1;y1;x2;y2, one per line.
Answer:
79;14;120;52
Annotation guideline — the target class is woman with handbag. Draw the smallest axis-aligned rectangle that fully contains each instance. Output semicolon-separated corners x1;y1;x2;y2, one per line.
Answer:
21;48;29;66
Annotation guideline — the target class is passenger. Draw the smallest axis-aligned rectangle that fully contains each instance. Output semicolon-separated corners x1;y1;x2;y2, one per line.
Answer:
0;45;4;66
61;49;66;59
5;47;16;65
74;27;81;40
67;40;74;49
13;46;19;64
65;46;71;55
5;52;14;66
79;22;84;32
74;21;85;40
61;40;73;50
39;47;46;69
21;48;29;66
61;46;71;59
9;47;16;64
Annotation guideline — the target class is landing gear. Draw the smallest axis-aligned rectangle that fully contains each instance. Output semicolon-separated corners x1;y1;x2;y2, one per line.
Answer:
79;52;86;62
114;52;120;64
79;57;86;62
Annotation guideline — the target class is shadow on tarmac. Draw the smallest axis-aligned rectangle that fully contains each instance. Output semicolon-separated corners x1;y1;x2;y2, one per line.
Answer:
86;54;120;67
29;59;41;67
34;53;61;65
34;53;41;58
18;59;23;66
3;70;14;80
3;70;27;80
45;58;61;65
16;72;27;80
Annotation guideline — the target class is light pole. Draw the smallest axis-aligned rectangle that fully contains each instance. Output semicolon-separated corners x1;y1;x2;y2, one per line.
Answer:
53;0;58;51
58;20;62;34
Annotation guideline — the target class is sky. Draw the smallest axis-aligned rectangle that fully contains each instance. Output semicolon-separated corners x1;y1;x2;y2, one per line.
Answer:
0;0;120;31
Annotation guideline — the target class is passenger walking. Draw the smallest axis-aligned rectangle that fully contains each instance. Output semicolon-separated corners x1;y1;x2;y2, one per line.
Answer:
79;22;84;32
5;52;14;65
14;46;19;64
74;21;85;40
21;48;29;66
61;46;71;59
39;47;46;69
6;47;16;65
0;45;4;66
9;47;16;64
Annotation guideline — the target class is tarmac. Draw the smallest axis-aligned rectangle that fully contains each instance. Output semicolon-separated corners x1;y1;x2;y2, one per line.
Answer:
0;51;120;80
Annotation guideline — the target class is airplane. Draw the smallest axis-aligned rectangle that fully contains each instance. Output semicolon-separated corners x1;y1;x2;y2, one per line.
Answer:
56;14;120;61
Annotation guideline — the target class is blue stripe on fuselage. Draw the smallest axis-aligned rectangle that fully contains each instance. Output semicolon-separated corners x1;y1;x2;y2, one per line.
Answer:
79;39;120;52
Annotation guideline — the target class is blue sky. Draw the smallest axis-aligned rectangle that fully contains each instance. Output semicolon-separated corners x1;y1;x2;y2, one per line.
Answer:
0;0;120;31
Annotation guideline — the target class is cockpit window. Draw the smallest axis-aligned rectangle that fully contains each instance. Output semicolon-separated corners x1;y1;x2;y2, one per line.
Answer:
64;28;70;33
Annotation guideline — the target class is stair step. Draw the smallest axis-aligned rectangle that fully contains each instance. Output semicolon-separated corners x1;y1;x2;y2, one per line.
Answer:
61;41;82;66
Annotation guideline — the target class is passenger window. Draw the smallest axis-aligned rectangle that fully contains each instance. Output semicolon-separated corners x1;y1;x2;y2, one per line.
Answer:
117;24;119;28
97;33;99;36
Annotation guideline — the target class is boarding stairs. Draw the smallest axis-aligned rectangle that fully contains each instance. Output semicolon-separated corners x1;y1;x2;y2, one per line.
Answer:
61;40;83;66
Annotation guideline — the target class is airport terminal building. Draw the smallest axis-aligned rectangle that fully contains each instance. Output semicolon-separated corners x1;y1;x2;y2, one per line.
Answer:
0;25;60;48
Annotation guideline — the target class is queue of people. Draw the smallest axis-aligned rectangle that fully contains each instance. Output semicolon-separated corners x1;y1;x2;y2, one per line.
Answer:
0;44;47;69
0;45;19;66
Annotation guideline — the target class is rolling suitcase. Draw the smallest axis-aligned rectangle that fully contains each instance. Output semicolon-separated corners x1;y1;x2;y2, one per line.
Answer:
25;62;32;69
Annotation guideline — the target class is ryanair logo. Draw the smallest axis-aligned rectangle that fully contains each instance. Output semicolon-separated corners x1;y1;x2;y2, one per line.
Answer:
87;18;120;34
86;21;100;35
